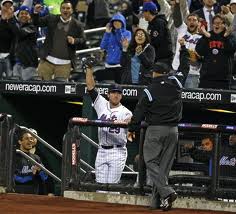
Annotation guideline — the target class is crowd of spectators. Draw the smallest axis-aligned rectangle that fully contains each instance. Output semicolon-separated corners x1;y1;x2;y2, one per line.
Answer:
1;0;236;89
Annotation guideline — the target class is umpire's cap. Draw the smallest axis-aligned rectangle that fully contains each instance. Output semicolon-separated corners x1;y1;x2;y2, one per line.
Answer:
150;62;169;74
108;84;123;94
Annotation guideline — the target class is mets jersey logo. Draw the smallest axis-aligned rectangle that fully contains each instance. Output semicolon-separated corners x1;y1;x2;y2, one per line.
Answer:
99;114;117;121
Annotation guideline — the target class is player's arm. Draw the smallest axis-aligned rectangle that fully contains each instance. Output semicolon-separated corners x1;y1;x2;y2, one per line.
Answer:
85;66;95;91
85;66;99;103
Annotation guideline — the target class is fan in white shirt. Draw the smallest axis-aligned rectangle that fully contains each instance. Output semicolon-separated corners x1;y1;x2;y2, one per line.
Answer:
172;1;202;88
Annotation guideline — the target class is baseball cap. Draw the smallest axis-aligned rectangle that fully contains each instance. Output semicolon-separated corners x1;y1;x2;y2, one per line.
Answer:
141;2;160;12
18;5;31;14
230;0;236;4
150;62;169;74
108;84;123;94
1;0;13;7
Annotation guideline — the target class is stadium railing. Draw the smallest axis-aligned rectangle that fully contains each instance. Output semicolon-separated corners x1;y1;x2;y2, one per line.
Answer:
62;117;236;200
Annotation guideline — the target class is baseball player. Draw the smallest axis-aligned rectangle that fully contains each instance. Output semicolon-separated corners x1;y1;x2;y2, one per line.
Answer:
85;60;132;184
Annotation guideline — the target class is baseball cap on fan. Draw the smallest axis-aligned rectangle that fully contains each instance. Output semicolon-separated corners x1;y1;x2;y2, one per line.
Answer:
18;5;32;14
230;0;236;4
108;84;123;94
1;0;13;7
141;1;160;12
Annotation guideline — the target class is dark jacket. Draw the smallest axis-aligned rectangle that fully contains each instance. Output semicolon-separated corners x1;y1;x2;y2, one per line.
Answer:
193;6;220;22
148;14;173;62
196;31;236;81
121;43;155;85
128;46;189;132
120;0;133;32
14;152;48;194
189;143;236;177
0;16;16;65
219;144;236;177
189;147;213;163
8;19;38;68
32;14;85;68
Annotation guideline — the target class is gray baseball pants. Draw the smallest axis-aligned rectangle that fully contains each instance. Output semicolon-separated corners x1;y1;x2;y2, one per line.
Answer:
143;125;178;199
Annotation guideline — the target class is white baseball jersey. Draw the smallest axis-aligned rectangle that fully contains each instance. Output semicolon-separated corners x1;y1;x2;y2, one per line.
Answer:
93;94;132;146
172;23;202;75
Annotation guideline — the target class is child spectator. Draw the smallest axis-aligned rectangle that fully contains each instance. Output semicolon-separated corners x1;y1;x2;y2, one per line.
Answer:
98;12;131;83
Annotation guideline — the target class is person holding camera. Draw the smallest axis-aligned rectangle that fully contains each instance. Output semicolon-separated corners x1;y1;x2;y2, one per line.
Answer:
97;12;131;84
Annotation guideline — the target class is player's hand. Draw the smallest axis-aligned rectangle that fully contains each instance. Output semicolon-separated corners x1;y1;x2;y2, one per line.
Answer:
127;131;135;142
114;120;127;125
124;117;131;123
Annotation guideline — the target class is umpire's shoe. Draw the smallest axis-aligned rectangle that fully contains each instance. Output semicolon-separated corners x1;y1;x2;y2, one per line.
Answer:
160;192;177;211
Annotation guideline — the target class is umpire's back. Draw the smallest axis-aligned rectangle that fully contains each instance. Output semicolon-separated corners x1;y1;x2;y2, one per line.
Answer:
144;74;183;126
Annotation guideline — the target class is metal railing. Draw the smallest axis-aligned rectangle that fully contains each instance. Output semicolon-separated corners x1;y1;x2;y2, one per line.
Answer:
65;117;236;199
37;27;106;43
19;125;91;174
16;149;61;182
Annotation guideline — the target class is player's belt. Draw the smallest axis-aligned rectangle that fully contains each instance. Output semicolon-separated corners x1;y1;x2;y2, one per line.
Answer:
101;145;123;149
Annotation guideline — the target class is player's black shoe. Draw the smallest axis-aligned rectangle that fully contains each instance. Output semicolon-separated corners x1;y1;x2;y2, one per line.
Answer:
160;192;177;211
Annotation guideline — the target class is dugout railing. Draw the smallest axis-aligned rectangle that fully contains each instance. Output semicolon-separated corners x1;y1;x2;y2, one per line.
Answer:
62;117;236;200
0;114;15;192
0;115;63;193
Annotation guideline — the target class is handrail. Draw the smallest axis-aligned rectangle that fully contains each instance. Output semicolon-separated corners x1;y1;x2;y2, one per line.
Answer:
19;125;95;172
76;47;101;55
16;149;61;183
90;170;138;175
80;159;95;171
19;125;63;157
37;27;106;42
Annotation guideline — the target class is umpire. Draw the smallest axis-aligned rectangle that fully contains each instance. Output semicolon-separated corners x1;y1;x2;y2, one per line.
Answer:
127;39;189;211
